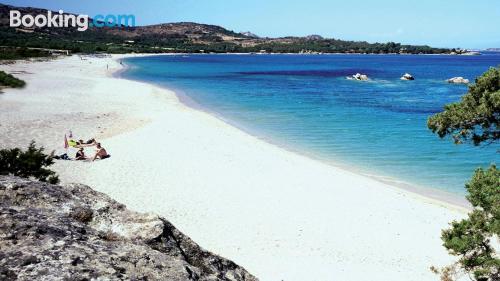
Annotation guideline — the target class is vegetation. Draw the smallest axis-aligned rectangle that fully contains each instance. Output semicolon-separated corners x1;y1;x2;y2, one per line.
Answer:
428;68;499;281
0;47;50;60
0;70;26;88
0;142;59;184
440;166;499;281
428;67;500;146
0;3;451;55
244;40;449;54
0;25;451;55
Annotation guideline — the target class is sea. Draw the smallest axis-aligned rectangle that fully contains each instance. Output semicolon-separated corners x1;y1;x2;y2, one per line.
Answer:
121;53;500;196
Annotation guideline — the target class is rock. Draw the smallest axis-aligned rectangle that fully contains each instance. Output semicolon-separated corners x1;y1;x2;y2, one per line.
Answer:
447;77;470;84
347;73;369;81
462;51;481;56
0;176;258;281
400;73;415;80
305;34;324;40
239;31;259;38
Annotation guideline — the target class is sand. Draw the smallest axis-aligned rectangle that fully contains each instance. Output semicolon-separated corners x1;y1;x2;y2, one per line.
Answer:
0;55;468;281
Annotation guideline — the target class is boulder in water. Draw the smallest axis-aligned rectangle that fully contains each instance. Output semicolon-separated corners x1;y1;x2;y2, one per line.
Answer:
447;77;469;84
347;73;369;81
400;73;415;80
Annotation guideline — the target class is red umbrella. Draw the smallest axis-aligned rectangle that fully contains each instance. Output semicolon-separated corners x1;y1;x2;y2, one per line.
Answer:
64;134;69;149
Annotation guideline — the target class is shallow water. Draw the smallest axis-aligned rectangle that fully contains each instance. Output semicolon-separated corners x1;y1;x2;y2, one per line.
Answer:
122;54;500;195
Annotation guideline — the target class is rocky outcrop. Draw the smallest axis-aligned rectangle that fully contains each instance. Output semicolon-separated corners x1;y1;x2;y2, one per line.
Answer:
239;31;259;38
447;77;470;84
0;176;258;281
347;73;369;81
400;73;415;80
305;34;324;40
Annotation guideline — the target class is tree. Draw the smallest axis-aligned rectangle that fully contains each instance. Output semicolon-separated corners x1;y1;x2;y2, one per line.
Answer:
441;166;499;281
428;68;499;281
0;141;59;184
428;67;500;146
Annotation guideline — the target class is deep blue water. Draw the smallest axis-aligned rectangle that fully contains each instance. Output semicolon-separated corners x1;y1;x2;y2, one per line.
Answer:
122;54;500;195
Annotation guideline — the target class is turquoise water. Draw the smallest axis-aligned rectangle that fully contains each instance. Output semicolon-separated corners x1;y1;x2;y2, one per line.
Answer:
122;54;500;195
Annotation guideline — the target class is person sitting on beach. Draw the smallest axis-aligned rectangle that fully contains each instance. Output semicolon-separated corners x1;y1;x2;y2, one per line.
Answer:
92;143;110;161
75;148;86;160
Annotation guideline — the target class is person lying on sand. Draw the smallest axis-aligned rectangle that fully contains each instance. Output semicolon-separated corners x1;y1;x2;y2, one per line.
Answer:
75;138;96;147
53;153;70;160
75;148;86;160
92;143;110;161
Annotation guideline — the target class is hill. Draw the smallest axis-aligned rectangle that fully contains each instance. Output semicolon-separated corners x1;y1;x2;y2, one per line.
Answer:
0;3;452;54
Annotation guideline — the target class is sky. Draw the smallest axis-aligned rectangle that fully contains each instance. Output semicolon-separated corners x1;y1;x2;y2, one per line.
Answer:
2;0;500;49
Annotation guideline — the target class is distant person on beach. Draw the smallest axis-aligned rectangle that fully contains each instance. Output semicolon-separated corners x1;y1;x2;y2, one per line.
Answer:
75;148;86;160
92;143;110;161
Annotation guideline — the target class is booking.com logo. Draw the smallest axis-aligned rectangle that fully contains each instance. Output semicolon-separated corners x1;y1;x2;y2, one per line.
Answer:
9;10;136;31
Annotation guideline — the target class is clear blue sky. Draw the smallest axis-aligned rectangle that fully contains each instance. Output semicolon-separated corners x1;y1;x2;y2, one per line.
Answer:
2;0;499;49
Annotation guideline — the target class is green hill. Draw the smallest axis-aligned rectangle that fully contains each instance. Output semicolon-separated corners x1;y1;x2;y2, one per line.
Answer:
0;3;452;55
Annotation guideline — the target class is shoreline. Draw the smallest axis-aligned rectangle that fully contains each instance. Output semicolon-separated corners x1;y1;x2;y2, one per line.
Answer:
0;54;468;281
109;52;479;56
118;55;470;211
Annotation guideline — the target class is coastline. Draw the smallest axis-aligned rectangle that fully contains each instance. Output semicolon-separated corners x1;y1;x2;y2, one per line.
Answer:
0;54;467;281
110;52;478;56
118;55;470;210
175;92;471;209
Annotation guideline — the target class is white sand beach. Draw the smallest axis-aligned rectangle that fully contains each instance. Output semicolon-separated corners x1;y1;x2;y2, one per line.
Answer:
0;55;468;281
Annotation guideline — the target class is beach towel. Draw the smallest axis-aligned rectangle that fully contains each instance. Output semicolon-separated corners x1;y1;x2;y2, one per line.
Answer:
68;139;77;147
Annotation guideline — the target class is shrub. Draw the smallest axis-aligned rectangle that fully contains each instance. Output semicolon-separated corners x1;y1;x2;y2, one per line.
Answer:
0;47;50;60
0;141;59;184
0;70;26;88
